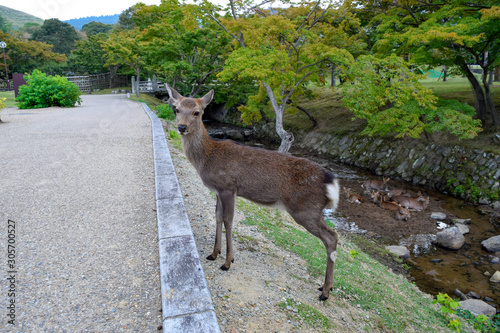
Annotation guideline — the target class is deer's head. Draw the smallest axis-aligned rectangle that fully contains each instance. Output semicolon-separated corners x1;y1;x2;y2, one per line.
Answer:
166;85;214;136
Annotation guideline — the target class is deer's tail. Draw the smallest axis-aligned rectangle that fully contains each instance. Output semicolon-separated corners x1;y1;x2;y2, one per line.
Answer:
324;171;340;212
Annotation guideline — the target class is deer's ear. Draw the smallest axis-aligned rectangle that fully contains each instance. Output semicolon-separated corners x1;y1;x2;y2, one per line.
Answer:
166;84;183;106
201;90;214;108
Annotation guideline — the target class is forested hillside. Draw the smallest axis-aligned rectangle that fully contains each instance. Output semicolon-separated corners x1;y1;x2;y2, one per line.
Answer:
0;5;43;30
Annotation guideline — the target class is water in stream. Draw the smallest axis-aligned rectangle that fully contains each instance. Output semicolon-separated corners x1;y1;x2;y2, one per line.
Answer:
205;121;500;308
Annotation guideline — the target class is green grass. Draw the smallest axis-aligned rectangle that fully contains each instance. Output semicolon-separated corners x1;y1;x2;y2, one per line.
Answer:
236;198;455;332
279;298;331;332
0;91;17;107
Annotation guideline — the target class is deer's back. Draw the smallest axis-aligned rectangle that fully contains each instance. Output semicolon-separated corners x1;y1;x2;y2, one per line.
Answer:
198;140;332;213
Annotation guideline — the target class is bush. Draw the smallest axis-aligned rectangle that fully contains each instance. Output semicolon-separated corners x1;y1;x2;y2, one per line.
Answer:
0;97;5;121
16;69;82;109
156;104;175;121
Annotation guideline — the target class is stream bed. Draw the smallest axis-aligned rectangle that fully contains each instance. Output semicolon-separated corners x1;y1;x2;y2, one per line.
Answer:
205;121;500;308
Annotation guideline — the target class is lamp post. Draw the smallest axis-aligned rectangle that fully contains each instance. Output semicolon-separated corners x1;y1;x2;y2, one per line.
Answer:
0;41;9;87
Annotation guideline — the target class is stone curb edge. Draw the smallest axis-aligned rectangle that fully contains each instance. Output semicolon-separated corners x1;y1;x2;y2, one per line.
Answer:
141;102;220;332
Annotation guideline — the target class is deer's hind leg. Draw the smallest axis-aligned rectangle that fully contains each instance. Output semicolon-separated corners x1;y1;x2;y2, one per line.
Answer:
291;212;339;301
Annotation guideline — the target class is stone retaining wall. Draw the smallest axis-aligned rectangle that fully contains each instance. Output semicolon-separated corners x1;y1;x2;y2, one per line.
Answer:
253;123;500;204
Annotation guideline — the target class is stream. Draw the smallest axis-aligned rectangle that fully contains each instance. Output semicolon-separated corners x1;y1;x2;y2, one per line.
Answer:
204;121;500;308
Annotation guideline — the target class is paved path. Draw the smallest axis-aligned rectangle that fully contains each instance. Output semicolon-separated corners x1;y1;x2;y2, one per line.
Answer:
0;95;161;331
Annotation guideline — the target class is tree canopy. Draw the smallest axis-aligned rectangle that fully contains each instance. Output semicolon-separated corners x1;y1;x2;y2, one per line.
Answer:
370;0;500;127
30;19;80;56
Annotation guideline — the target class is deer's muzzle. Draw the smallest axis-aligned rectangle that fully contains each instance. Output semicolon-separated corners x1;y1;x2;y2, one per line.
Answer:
178;125;187;134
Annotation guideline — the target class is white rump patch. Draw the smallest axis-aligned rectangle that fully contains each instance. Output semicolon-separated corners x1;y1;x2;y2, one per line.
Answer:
326;179;340;212
330;250;337;263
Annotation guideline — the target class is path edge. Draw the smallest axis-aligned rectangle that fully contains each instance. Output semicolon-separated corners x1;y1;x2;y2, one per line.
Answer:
141;102;220;332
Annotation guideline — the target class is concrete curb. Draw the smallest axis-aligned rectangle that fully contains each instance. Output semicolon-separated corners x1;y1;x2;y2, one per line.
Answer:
142;103;220;332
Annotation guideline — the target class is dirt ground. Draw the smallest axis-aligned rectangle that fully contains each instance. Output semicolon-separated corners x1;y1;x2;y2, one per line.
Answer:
336;177;456;241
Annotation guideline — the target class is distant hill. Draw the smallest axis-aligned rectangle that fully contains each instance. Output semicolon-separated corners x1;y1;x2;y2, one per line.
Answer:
0;5;43;30
64;14;119;30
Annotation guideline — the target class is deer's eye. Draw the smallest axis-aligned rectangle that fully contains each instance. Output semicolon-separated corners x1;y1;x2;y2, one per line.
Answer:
194;111;200;116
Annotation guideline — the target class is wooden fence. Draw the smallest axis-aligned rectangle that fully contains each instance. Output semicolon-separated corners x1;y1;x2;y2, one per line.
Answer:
66;73;128;93
0;80;13;91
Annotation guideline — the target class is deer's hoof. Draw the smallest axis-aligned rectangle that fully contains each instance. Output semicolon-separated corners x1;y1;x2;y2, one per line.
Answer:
206;254;216;261
220;264;230;271
319;294;329;301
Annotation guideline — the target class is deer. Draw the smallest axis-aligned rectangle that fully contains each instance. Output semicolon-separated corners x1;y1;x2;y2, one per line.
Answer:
166;85;340;301
387;189;408;198
343;187;363;204
362;177;390;192
391;195;430;211
379;196;411;220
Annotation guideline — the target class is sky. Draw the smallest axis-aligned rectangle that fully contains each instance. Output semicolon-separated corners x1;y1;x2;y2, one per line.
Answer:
1;0;163;21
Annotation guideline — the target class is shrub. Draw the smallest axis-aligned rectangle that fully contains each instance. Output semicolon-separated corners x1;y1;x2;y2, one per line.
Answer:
156;104;175;121
0;97;5;121
16;69;82;109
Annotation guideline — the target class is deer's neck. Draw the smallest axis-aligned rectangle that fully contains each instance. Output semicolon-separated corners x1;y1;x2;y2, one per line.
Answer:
181;125;217;171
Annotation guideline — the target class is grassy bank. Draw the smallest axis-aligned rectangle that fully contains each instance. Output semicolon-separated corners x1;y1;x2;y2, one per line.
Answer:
235;197;456;332
288;77;500;155
0;91;16;107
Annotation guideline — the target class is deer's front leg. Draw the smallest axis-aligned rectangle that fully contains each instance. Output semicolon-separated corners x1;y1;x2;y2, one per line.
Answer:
207;194;223;261
219;191;236;271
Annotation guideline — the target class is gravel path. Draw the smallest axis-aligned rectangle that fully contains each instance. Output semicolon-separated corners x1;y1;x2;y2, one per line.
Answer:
0;95;161;331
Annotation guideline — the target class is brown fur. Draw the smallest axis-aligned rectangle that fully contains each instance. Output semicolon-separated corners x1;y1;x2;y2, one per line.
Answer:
392;195;429;211
362;177;390;192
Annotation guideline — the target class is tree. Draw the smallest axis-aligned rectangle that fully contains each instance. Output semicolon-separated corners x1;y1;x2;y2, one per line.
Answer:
0;31;66;74
30;19;80;56
101;28;146;97
82;21;113;36
342;55;482;139
134;0;232;97
0;14;12;33
69;33;109;74
370;0;500;128
208;0;354;152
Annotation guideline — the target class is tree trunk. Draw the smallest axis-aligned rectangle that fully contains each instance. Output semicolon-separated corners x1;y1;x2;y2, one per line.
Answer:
263;82;294;153
483;73;499;127
460;61;488;124
135;68;141;98
443;65;447;82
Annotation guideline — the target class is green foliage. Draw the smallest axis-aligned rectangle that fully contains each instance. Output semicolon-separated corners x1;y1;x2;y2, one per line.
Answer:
434;292;500;333
370;0;500;127
156;104;175;121
30;18;80;56
0;31;66;74
16;69;82;109
69;33;109;74
0;96;6;121
349;249;359;259
81;21;113;36
0;13;11;33
342;55;482;139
